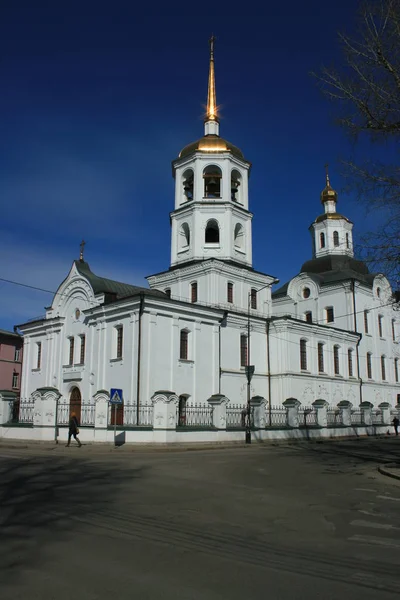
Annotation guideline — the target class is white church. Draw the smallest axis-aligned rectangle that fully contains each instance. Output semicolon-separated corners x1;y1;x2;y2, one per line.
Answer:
2;39;399;443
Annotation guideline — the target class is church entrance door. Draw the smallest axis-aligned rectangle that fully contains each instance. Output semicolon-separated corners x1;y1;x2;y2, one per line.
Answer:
70;387;82;424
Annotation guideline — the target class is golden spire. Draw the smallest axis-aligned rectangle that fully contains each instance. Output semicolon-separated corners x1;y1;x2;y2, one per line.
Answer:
206;35;218;122
79;239;86;261
325;163;330;187
321;163;338;205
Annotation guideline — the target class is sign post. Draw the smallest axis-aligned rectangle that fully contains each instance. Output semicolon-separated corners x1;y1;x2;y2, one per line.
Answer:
110;388;123;447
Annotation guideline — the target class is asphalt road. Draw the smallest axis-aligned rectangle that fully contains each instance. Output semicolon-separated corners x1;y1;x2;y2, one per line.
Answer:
1;438;400;599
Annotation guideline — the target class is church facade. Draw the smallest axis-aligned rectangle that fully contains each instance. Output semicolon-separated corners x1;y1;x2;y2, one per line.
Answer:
2;40;399;443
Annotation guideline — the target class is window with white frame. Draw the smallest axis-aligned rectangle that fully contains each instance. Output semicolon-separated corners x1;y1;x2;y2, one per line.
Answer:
300;339;307;371
381;355;386;381
36;342;42;369
333;345;340;375
367;352;373;379
348;348;354;377
14;347;21;362
326;307;334;323
180;329;189;360
317;342;324;373
12;372;19;389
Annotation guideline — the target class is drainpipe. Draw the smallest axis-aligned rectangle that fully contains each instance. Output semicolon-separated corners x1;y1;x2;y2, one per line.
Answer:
351;279;363;406
136;293;145;424
218;311;228;394
266;319;272;426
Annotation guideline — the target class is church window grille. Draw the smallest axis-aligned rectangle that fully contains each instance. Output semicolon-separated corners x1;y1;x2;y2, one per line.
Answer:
320;232;325;249
348;349;354;377
191;282;198;303
300;339;307;371
180;330;188;360
79;335;86;365
116;327;123;359
333;231;339;247
240;334;248;367
69;337;74;366
381;355;386;381
334;345;340;375
250;289;257;310
318;343;324;373
227;283;233;304
326;307;334;323
367;352;373;379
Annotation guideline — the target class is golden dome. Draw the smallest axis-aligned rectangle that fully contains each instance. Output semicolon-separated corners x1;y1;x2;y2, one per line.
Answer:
321;166;338;205
179;135;244;159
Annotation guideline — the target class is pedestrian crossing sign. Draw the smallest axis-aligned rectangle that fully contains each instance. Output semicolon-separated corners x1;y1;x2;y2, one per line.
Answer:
110;388;123;404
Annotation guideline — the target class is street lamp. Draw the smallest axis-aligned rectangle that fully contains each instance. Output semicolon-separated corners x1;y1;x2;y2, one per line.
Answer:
245;281;277;444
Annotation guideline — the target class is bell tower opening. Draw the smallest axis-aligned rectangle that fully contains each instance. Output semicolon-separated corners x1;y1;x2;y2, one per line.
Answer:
182;168;194;202
205;219;220;244
203;165;222;198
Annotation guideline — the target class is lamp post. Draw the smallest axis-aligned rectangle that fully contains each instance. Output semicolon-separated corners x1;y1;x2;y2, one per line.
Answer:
245;282;272;444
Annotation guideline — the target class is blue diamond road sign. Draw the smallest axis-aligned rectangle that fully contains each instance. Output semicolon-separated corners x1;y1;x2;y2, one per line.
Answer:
110;388;123;404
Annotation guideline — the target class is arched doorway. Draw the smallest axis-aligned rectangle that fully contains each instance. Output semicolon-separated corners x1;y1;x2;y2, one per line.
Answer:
70;387;82;423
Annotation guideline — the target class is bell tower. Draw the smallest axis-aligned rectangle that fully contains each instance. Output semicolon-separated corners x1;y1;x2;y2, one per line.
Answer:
170;37;253;268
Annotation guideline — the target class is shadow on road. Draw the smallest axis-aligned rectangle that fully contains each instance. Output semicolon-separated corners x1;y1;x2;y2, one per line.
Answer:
0;454;144;579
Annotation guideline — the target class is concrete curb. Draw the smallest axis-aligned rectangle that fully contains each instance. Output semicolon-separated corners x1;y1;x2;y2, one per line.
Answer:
378;463;400;481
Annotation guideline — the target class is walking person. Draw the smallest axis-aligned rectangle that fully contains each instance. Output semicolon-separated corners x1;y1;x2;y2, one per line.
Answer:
393;415;399;436
66;412;82;447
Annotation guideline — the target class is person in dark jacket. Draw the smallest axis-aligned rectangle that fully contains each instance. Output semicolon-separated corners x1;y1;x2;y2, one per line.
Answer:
393;416;399;436
66;412;82;447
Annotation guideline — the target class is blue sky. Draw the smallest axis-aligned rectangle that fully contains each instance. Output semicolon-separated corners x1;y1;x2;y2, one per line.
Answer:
0;0;379;330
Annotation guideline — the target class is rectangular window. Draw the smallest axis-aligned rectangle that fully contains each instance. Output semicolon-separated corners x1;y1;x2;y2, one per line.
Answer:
80;335;86;365
14;347;21;362
317;343;324;373
250;289;257;310
191;282;198;303
180;330;188;360
392;319;396;342
367;353;372;379
240;334;248;367
227;282;233;303
378;315;383;338
12;372;19;389
300;339;307;371
395;358;399;383
334;345;340;375
69;337;74;366
381;355;386;381
348;349;353;377
37;342;42;369
116;327;123;359
326;307;334;323
364;310;369;334
305;311;312;324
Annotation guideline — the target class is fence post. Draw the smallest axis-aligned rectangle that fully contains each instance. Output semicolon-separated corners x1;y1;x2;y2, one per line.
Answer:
312;399;328;428
377;402;391;426
207;394;229;430
337;400;352;427
33;387;60;440
0;391;17;425
250;396;266;429
93;390;110;429
283;397;300;428
360;401;373;426
151;391;179;430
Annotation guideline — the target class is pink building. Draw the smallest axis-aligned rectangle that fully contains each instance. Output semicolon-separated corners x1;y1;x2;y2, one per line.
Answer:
0;329;23;395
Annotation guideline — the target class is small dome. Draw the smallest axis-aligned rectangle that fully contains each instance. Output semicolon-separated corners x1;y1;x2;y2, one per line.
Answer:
179;134;244;160
320;183;338;204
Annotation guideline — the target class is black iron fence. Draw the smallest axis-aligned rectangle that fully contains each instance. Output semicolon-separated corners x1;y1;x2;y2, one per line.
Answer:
226;403;254;429
298;407;318;427
8;400;34;425
57;402;95;427
371;410;383;425
267;406;288;428
121;404;153;427
177;403;214;428
327;408;343;427
351;409;364;426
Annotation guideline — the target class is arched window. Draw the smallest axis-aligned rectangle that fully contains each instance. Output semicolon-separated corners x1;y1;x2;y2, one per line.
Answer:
305;311;312;323
165;288;171;298
364;310;369;333
180;330;189;360
68;337;74;366
203;165;222;198
348;348;354;377
179;222;190;249
333;345;340;375
234;223;244;250
346;232;350;248
227;282;233;303
378;314;384;337
191;282;198;303
205;219;219;243
116;326;123;359
333;231;339;247
231;169;242;202
182;169;194;201
240;334;248;367
367;352;373;379
320;232;325;249
250;288;257;309
300;339;307;371
381;355;386;381
318;342;324;373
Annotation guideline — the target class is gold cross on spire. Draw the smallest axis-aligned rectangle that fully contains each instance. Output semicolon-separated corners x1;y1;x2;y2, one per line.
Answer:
324;163;330;187
79;239;86;261
206;34;218;122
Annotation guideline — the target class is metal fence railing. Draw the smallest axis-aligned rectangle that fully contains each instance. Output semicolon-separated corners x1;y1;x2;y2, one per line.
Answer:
351;410;364;426
371;410;383;425
177;404;214;428
327;408;343;427
267;406;288;428
298;407;318;427
10;401;34;425
226;403;254;429
57;402;95;427
123;404;153;427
